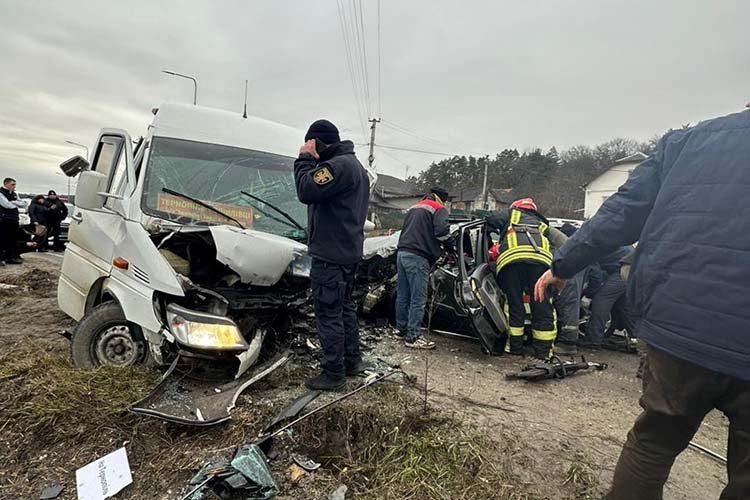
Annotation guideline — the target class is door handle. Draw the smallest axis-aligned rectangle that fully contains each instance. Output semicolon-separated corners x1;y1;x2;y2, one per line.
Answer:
71;213;83;224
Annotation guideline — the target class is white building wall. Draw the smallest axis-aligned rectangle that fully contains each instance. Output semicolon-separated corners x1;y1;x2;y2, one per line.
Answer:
584;164;638;218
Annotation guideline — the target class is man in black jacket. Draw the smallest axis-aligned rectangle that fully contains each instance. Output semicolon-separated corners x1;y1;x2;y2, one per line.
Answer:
534;108;750;499
295;120;370;390
0;177;25;265
396;186;453;349
44;190;68;251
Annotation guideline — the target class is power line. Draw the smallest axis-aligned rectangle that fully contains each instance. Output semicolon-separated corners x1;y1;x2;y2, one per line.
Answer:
376;143;460;156
336;0;367;140
344;0;369;133
380;120;448;147
356;0;372;116
377;0;382;118
351;0;372;116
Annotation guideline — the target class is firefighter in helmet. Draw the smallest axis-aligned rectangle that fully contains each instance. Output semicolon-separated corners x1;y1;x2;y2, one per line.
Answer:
487;198;556;360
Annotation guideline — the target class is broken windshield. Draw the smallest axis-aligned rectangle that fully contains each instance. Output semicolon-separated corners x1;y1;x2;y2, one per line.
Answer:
142;137;307;241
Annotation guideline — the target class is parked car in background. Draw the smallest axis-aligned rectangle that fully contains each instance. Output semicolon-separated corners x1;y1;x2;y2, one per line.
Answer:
547;217;584;230
58;203;74;245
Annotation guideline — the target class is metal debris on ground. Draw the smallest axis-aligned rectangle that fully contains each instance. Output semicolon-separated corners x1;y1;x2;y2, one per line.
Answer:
329;484;348;500
688;441;727;463
506;357;608;382
130;353;292;426
292;454;321;472
184;444;278;500
266;390;321;431
39;484;64;499
256;365;402;450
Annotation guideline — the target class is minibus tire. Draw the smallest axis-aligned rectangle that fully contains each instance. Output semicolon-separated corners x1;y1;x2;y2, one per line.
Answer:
70;302;148;368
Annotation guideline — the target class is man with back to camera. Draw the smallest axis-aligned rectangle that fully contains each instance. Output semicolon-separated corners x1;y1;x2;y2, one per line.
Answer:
534;106;750;499
395;186;454;349
294;120;370;391
0;177;26;266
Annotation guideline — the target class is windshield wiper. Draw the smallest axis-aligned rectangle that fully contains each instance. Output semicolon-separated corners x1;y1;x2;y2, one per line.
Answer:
244;199;298;230
240;191;306;234
161;188;245;229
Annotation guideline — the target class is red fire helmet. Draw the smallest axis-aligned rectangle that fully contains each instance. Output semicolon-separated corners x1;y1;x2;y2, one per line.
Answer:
510;198;537;211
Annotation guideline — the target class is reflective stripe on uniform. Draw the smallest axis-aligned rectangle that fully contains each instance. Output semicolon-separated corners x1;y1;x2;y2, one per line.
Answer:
498;246;553;262
539;221;550;253
532;328;557;341
496;250;552;272
509;326;525;337
496;208;553;272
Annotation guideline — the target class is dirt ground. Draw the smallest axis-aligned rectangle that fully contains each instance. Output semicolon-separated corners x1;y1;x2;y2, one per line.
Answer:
0;254;729;499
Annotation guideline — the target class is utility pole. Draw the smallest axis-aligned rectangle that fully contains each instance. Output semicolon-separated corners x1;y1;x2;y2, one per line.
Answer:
367;117;381;170
481;161;489;209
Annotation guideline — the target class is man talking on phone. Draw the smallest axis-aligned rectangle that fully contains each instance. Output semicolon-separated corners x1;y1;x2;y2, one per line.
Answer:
294;120;370;391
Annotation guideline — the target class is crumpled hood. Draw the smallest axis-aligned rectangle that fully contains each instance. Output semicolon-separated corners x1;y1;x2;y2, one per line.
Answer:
362;232;400;259
209;226;307;286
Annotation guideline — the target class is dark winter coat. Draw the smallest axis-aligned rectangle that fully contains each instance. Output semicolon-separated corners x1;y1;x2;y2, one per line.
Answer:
0;187;19;222
552;109;750;381
44;199;68;224
397;194;453;265
294;140;370;265
28;201;49;224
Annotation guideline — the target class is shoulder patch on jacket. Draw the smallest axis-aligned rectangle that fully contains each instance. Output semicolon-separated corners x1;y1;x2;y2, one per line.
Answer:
313;167;334;185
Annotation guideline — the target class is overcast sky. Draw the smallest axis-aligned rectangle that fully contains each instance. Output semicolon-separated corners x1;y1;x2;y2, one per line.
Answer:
1;0;748;195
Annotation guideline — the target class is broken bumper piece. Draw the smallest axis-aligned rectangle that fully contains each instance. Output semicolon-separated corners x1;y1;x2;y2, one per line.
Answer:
130;352;292;426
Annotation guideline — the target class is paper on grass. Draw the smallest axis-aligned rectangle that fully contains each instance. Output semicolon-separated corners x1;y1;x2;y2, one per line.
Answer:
76;447;133;500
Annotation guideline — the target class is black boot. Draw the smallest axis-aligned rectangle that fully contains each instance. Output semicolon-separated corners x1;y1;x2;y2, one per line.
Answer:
345;359;368;376
532;339;553;361
305;371;346;391
508;335;524;356
555;342;578;356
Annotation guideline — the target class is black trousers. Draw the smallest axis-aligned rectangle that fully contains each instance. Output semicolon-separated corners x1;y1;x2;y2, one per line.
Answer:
47;221;63;250
498;262;556;358
0;219;19;260
310;258;361;378
556;267;587;344
606;343;750;500
588;272;636;345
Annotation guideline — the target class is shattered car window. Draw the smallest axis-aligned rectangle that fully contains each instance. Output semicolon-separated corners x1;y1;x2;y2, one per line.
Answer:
142;137;307;240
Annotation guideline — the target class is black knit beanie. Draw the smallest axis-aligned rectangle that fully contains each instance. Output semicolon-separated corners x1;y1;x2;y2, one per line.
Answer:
304;119;340;145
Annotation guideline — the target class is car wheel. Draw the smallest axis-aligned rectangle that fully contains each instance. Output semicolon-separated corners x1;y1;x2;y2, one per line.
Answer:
70;302;149;368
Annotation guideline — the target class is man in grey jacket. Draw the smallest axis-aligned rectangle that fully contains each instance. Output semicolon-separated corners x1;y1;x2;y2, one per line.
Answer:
535;108;750;499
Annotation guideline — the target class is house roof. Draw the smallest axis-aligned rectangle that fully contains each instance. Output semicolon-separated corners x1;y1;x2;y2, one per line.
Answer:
453;186;514;203
583;152;649;188
614;152;648;164
373;173;418;197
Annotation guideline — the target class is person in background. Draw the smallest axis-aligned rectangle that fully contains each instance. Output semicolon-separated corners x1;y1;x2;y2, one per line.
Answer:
578;245;636;350
294;119;370;391
487;198;556;360
44;190;68;252
28;195;49;251
0;177;25;266
396;186;454;350
534;107;750;499
554;223;590;355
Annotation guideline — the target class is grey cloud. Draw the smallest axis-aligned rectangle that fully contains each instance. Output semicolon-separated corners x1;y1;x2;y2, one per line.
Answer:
1;0;748;194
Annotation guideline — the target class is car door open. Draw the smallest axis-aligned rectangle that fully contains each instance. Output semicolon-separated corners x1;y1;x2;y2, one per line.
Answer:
457;220;507;354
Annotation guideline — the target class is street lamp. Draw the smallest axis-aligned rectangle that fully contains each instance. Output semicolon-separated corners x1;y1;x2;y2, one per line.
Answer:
65;140;89;159
162;70;197;105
